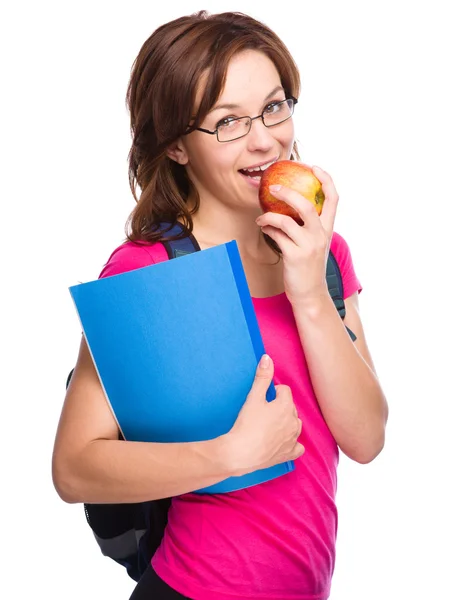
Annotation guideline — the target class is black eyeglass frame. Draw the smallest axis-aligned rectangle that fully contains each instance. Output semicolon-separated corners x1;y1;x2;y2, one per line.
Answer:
187;96;298;142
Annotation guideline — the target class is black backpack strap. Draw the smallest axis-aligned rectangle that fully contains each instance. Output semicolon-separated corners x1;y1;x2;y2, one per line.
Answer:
157;221;201;259
326;251;357;342
66;368;74;388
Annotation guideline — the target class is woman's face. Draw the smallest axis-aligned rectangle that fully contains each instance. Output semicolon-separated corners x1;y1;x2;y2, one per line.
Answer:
177;50;296;213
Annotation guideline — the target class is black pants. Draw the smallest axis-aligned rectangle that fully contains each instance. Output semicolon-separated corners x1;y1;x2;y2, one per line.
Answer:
129;564;190;599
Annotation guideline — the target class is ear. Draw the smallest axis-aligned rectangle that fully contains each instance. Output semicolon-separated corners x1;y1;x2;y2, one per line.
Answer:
166;138;189;165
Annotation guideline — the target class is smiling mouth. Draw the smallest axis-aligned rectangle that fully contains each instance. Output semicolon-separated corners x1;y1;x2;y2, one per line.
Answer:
238;158;278;179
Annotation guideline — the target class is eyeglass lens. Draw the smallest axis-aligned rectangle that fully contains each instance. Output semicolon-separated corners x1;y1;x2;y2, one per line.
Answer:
217;99;294;142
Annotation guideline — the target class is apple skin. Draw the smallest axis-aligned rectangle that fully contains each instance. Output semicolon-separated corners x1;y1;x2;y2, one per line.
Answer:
258;160;325;225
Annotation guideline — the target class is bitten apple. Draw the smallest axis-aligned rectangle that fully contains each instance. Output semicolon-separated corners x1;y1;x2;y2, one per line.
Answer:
258;160;325;225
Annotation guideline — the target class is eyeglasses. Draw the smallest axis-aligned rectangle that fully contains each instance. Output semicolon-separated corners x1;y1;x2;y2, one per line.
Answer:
190;97;298;143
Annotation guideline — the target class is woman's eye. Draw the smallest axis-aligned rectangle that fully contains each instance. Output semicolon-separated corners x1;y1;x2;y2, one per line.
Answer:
264;101;283;114
217;117;239;129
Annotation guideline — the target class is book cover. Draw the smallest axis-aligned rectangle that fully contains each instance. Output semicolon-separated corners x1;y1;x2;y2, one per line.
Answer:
69;241;294;494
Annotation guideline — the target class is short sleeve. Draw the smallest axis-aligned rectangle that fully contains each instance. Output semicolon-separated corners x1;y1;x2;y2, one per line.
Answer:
330;231;362;298
98;241;169;279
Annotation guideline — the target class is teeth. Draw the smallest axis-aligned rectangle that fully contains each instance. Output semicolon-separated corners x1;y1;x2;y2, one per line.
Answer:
260;160;277;171
244;159;277;173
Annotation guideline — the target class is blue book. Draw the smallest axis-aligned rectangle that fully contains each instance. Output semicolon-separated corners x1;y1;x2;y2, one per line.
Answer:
69;241;294;494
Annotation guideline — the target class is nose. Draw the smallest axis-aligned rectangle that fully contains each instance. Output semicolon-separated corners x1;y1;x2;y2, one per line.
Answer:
245;117;275;153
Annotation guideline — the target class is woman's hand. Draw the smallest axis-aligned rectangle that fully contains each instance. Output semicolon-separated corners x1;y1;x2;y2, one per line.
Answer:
226;354;304;476
255;166;339;306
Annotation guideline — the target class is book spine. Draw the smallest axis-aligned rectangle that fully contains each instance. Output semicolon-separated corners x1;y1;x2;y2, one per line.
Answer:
225;242;276;402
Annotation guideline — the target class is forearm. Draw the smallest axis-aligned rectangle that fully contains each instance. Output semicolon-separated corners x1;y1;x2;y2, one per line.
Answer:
292;294;387;463
53;435;236;504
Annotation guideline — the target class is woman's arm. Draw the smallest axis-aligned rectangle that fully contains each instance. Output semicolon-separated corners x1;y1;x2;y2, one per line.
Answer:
291;291;388;464
52;337;303;504
254;168;388;465
52;336;236;504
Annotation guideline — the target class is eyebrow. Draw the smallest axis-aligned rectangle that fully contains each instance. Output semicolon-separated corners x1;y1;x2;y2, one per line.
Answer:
209;85;285;114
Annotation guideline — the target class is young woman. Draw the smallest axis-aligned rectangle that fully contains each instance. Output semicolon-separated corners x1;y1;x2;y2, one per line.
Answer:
52;10;388;600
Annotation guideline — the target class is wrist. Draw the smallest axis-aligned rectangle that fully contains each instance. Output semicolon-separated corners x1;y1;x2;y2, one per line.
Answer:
289;289;332;315
208;433;244;478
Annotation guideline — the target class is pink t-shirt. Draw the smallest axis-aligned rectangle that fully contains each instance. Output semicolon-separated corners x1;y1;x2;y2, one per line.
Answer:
99;231;362;600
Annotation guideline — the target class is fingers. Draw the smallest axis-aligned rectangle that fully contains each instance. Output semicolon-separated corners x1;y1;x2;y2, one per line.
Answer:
297;417;303;437
292;417;304;460
275;384;297;413
257;186;320;236
256;167;339;241
273;441;304;466
294;442;305;459
259;224;293;252
247;354;274;402
277;387;303;449
312;166;339;237
258;211;307;245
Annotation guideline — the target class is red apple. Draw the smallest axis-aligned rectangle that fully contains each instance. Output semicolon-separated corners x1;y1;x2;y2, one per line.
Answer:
258;160;325;225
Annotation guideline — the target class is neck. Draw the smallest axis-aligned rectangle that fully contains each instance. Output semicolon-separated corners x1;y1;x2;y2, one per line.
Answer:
183;200;273;262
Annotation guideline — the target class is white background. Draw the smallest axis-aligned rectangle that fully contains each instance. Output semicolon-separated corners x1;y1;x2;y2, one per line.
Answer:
2;1;460;598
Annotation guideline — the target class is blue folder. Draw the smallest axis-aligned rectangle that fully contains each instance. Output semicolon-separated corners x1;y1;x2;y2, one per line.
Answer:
69;241;294;493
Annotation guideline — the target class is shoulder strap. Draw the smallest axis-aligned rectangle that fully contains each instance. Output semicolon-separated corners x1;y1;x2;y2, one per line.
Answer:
157;221;200;259
326;251;345;318
326;251;357;341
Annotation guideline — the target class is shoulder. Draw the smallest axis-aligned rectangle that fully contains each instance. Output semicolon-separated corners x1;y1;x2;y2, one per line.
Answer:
330;231;351;262
329;230;362;298
98;240;169;279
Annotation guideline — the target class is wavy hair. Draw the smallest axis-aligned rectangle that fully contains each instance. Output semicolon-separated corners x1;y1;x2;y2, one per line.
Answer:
125;10;301;250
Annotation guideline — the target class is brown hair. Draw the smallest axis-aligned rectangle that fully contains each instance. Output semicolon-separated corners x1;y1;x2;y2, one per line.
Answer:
124;10;301;249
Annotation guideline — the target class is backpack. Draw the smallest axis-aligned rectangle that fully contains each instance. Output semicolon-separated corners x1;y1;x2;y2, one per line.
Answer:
65;221;356;582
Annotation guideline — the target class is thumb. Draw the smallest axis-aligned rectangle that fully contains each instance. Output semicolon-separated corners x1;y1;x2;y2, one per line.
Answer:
247;354;274;401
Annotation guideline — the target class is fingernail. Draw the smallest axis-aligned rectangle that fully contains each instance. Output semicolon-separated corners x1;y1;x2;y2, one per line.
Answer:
259;354;270;369
269;184;282;193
